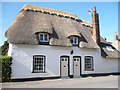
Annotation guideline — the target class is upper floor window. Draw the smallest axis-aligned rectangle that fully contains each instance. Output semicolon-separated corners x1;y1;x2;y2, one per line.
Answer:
39;33;49;42
70;36;79;45
84;56;94;71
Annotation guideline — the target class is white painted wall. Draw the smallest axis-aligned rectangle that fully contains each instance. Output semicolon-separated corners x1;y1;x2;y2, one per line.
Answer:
8;43;119;79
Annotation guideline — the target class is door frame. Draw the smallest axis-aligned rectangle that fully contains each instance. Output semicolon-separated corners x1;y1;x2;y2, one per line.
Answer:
60;56;70;77
73;56;82;76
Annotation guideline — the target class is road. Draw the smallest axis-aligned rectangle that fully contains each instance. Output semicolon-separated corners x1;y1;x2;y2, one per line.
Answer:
2;75;119;88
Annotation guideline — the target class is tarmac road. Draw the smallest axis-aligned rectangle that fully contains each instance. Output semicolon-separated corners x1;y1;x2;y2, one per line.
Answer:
2;75;119;88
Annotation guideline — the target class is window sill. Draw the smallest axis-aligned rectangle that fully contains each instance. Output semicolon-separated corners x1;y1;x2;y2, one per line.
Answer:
32;71;46;73
72;44;79;46
84;69;94;71
39;42;49;45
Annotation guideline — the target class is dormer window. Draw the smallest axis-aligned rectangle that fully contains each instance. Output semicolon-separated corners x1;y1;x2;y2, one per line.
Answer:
70;36;79;45
38;33;49;45
39;33;49;42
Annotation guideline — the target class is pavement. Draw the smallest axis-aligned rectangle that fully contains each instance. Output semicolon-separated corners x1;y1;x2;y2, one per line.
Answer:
2;75;119;88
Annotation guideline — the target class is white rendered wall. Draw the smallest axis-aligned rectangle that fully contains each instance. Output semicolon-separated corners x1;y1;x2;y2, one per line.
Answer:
8;43;119;79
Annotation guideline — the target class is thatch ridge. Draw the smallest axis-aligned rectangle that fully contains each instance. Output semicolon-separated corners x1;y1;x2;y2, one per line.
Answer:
22;4;79;20
21;4;92;27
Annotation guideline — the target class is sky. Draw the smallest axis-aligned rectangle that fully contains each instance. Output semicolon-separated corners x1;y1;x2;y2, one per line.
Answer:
0;2;118;46
1;0;119;2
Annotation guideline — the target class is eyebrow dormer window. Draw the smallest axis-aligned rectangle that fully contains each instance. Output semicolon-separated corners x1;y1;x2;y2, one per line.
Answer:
70;36;79;45
39;33;49;42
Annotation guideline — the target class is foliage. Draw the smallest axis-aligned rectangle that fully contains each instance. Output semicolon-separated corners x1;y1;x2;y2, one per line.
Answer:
1;41;9;56
0;56;12;82
0;48;1;56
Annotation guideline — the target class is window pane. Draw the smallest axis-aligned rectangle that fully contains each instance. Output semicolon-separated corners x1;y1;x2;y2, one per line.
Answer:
74;59;76;61
40;34;43;41
74;37;77;43
65;59;67;61
62;59;64;61
44;34;48;41
70;36;78;45
85;56;93;71
70;38;73;43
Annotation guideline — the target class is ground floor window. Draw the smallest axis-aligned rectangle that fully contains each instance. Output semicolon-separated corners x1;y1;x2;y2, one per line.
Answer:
84;56;94;71
33;55;45;73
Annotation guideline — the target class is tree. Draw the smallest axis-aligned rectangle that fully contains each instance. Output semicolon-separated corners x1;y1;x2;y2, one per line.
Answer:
1;41;9;56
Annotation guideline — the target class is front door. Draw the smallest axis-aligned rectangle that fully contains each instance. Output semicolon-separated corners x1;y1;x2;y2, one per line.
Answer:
60;56;69;77
73;56;81;77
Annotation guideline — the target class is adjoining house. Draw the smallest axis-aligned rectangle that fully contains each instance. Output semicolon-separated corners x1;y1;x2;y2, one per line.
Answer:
5;4;120;79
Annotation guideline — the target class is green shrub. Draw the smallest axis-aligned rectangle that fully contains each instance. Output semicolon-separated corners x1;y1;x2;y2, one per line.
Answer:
1;41;9;56
0;48;2;56
0;56;12;82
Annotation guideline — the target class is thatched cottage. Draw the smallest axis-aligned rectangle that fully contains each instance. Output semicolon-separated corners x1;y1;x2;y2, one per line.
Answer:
5;4;120;79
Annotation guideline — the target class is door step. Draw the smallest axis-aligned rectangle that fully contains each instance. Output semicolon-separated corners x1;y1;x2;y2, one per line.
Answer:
60;77;70;79
73;76;82;78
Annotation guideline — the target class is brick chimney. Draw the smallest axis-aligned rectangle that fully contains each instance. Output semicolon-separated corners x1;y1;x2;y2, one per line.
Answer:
92;7;100;43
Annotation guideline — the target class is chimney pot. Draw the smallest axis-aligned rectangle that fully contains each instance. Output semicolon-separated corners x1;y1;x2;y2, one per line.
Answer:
93;7;96;12
104;37;107;41
114;32;118;40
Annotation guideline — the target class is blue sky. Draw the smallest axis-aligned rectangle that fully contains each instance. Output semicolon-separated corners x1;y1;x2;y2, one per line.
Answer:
1;2;118;46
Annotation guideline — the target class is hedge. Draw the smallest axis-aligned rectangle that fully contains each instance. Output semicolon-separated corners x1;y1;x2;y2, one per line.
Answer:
1;41;9;56
0;56;12;82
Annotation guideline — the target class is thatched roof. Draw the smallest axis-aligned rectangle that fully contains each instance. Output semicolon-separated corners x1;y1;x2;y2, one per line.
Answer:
5;4;98;48
5;4;120;59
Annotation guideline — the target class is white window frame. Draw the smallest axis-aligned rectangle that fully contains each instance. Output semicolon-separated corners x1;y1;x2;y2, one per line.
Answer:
70;36;78;45
39;33;49;42
33;55;45;73
84;56;94;71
